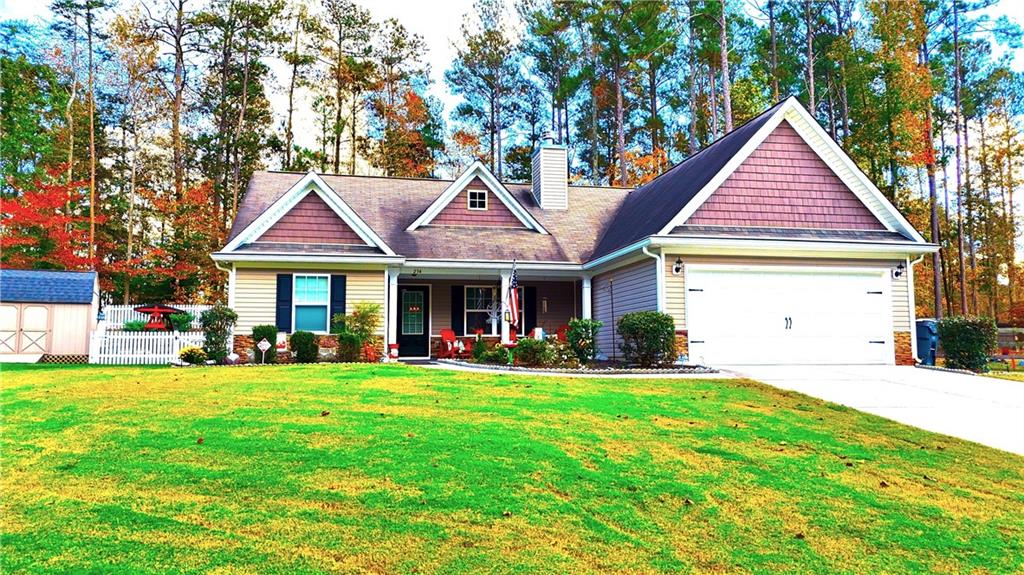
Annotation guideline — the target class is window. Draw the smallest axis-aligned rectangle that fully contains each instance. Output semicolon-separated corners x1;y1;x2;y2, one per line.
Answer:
467;188;487;210
402;290;424;335
294;275;329;332
464;285;525;336
465;286;496;335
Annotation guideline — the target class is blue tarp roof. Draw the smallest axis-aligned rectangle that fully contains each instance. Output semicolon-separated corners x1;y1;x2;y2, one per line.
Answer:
0;269;97;304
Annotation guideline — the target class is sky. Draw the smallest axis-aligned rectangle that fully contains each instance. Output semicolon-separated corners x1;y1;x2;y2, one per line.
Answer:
1;0;1022;157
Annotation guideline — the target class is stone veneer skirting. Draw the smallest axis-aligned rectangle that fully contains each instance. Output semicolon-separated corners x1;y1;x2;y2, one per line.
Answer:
894;332;914;366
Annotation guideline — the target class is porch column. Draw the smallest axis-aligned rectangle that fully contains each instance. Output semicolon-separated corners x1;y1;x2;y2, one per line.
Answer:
581;275;592;320
386;267;399;356
500;270;511;344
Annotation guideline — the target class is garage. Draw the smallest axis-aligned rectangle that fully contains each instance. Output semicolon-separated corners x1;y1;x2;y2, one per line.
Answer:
685;265;893;365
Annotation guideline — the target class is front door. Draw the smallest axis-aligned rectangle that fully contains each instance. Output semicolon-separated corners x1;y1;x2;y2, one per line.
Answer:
397;286;429;358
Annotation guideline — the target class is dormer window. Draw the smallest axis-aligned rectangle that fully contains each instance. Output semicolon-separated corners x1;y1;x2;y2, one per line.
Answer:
468;189;487;210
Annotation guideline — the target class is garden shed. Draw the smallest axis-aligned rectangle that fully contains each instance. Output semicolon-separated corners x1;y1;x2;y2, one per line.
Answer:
0;269;99;361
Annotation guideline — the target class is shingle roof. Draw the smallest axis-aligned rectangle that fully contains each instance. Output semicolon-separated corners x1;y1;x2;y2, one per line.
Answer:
0;269;96;304
227;172;631;264
590;100;787;258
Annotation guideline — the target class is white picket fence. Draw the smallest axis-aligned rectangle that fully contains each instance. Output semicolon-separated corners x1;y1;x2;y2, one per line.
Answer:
89;329;206;365
104;304;211;330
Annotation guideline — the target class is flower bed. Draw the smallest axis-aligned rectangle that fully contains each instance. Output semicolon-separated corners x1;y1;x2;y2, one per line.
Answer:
436;358;718;375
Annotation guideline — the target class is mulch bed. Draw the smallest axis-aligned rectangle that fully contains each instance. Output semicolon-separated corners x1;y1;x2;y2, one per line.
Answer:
436;358;718;375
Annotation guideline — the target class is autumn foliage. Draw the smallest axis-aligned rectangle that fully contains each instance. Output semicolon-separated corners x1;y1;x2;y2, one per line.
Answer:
1;166;95;270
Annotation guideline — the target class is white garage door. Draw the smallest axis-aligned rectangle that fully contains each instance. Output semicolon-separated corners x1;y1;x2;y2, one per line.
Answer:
686;266;893;365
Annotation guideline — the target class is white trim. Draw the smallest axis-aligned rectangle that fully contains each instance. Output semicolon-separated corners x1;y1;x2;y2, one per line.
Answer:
581;275;593;320
291;273;331;334
212;252;404;265
402;259;583;274
385;268;398;354
222;171;397;255
467;188;488;211
406;161;549;234
656;97;928;244
651;235;938;255
227;264;236;309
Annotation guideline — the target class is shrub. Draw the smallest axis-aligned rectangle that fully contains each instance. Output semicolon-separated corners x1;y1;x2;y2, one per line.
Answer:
251;325;278;364
200;304;238;363
514;337;555;367
471;334;487;363
178;346;207;365
122;320;146;332
567;318;603;363
618;311;676;367
331;302;382;343
289;330;318;363
336;332;363;362
168;312;195;332
550;337;581;369
937;315;998;372
473;341;508;364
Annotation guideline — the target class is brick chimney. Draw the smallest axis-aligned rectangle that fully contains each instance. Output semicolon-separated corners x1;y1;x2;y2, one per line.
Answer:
531;134;568;210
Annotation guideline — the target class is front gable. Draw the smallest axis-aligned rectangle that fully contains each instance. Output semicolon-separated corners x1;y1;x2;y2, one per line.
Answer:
406;161;548;233
687;120;887;230
430;177;526;228
657;97;927;243
222;171;396;255
256;193;368;244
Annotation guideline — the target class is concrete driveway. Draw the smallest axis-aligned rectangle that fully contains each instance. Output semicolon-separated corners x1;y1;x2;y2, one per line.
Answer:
724;365;1024;456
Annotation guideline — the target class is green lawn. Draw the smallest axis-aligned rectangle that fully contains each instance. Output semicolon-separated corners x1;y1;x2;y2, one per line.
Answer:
2;364;1022;574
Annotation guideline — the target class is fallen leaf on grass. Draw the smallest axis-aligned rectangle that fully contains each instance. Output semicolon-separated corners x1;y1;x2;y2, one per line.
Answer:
196;437;204;444
879;481;889;488
320;410;330;417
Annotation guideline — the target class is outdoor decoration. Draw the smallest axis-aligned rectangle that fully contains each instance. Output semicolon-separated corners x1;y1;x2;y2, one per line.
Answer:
133;304;185;331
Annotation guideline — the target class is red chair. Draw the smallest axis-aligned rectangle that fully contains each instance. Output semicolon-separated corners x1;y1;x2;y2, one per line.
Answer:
438;329;459;359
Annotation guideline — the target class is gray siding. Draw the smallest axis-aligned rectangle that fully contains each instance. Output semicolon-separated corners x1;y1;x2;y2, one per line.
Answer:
593;259;658;359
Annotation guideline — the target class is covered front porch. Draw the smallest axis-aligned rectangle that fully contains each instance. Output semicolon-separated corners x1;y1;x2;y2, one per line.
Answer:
383;264;592;360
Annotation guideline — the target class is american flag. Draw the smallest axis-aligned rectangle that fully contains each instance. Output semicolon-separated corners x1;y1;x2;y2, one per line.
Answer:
508;260;519;328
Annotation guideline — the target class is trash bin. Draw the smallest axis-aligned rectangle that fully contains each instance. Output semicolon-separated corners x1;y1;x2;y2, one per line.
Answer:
916;319;938;366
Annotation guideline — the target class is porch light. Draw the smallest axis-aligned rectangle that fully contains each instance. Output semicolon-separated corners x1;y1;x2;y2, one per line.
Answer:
504;310;512;323
672;257;684;276
893;262;905;278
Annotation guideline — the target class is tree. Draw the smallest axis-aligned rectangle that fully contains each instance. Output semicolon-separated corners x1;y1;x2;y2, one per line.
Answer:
1;166;93;270
0;23;68;194
321;0;374;174
280;2;317;171
446;0;526;179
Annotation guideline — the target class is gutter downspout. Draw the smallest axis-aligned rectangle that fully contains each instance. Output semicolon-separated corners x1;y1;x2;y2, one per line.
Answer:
908;254;926;363
642;245;665;312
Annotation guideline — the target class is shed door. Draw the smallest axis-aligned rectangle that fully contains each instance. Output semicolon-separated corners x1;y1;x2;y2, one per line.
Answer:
686;267;892;366
0;304;18;353
18;305;50;353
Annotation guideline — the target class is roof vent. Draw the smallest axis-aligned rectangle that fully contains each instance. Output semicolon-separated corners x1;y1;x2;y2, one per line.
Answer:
531;137;568;211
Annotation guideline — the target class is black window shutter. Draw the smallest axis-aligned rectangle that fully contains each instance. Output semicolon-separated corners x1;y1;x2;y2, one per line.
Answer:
451;285;464;335
524;286;537;334
275;274;293;332
330;275;347;329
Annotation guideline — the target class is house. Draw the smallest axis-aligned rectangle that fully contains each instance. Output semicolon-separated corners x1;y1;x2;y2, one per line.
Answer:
0;269;100;362
212;97;937;365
